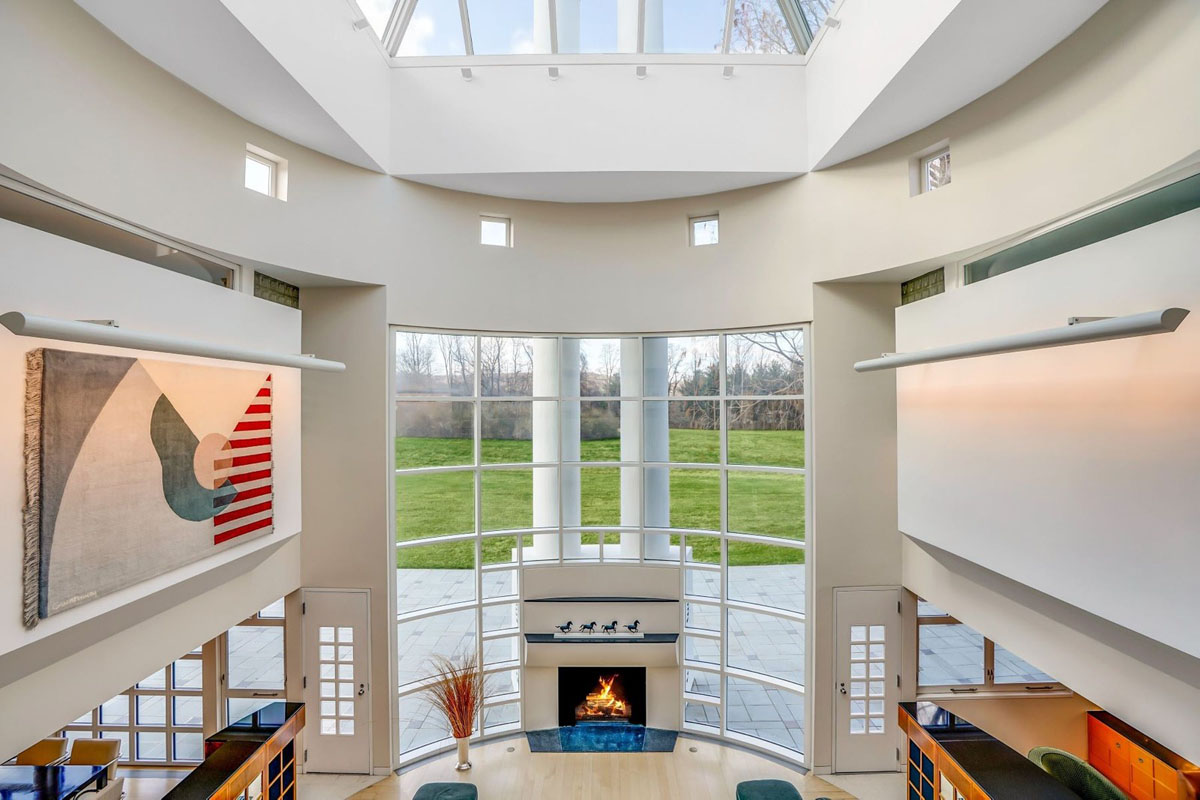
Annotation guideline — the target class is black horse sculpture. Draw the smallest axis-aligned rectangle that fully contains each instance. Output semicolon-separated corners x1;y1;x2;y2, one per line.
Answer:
624;619;640;633
601;620;619;634
579;621;598;633
555;621;573;633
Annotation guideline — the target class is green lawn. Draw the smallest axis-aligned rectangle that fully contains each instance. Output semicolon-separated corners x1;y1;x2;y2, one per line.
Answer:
396;429;804;569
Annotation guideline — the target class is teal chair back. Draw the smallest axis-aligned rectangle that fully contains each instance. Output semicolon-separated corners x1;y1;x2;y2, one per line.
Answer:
1028;746;1128;800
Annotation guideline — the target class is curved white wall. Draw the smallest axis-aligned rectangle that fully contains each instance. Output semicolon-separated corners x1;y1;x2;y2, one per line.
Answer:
1;0;1197;335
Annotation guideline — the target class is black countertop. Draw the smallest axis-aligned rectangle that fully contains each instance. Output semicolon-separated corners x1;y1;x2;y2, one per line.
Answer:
208;701;304;743
163;702;303;800
160;741;261;800
0;765;106;800
901;702;1082;800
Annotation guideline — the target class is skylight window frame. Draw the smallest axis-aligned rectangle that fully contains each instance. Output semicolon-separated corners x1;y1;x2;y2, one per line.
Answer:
385;0;823;59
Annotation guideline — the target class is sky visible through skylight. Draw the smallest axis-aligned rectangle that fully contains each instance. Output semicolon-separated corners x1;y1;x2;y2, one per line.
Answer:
361;0;831;57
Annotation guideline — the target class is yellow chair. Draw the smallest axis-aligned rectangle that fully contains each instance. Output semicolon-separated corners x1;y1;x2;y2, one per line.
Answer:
68;739;121;781
13;737;69;766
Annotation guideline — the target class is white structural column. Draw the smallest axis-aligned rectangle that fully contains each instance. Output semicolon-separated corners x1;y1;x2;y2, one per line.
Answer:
618;0;663;53
534;0;581;53
642;337;670;558
618;340;643;558
560;340;582;557
531;338;562;559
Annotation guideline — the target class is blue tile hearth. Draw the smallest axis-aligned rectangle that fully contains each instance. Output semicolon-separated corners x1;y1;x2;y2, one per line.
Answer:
526;723;678;753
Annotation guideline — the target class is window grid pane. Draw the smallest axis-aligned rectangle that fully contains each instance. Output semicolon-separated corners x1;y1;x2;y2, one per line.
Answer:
393;328;809;763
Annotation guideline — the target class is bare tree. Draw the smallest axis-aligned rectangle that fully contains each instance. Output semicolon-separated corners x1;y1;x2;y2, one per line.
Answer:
730;0;797;54
398;333;433;391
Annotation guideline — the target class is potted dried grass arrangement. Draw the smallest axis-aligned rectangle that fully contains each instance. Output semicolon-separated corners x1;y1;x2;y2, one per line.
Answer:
424;652;483;771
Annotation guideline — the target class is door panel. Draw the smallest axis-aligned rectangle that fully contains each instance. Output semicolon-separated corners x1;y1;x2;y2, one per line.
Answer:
834;586;901;773
302;589;371;774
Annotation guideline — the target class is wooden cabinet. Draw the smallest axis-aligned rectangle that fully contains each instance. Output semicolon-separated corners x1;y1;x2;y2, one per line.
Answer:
1087;712;1198;800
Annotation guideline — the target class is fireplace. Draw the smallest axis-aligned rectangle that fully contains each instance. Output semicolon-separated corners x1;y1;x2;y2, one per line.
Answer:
558;667;647;727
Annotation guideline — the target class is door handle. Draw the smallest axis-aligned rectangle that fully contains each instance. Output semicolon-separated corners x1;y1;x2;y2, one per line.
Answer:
839;682;847;695
358;683;366;696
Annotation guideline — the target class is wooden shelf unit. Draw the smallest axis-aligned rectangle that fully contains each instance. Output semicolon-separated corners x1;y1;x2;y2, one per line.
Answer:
165;703;304;800
1088;712;1199;800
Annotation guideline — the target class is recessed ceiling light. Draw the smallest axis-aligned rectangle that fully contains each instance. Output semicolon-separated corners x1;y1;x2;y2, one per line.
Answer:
689;746;698;753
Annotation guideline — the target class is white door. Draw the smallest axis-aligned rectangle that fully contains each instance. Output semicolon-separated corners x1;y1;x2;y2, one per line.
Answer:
833;586;901;773
302;589;371;774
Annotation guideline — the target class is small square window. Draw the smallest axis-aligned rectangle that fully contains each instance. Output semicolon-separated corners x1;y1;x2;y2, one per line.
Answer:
244;145;287;200
480;216;512;247
690;214;719;246
922;148;951;193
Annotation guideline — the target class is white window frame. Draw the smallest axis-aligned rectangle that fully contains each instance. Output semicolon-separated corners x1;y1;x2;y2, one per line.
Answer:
384;0;828;57
920;147;951;194
916;602;1067;698
244;144;288;201
689;214;720;247
479;215;513;248
219;606;287;728
391;326;812;767
59;651;206;766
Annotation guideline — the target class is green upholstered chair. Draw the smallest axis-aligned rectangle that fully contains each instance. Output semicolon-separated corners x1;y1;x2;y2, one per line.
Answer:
735;780;814;800
411;783;479;800
1028;746;1128;800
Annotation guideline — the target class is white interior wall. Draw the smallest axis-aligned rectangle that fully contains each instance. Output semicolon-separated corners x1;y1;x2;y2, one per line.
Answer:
895;208;1200;662
904;538;1200;762
937;694;1101;759
808;282;900;772
0;218;303;752
389;63;805;182
0;0;1195;334
295;286;393;772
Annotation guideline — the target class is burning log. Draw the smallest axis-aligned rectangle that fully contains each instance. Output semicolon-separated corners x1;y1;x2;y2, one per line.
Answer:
576;674;631;721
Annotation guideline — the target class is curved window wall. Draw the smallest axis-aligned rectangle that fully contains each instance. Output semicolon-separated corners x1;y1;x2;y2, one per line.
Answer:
394;327;808;764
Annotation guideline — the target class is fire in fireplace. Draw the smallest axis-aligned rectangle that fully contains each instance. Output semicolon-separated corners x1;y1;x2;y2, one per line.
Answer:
578;674;630;722
558;667;647;727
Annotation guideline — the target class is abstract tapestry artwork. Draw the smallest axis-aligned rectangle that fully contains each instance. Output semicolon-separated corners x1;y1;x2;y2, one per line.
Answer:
22;348;274;627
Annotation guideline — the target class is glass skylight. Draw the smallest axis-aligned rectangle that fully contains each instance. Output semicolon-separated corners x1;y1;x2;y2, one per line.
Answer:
369;0;833;58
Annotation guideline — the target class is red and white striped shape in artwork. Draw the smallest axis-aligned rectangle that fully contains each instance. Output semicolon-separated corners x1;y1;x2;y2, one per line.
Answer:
213;374;274;544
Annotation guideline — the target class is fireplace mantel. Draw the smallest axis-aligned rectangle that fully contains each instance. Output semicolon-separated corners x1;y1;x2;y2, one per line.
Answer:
525;634;680;667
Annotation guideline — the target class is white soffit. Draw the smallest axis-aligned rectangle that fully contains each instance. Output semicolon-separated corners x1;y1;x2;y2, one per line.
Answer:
73;0;385;172
398;171;803;204
807;0;1110;170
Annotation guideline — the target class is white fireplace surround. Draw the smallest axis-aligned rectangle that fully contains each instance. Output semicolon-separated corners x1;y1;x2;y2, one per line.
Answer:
522;565;682;731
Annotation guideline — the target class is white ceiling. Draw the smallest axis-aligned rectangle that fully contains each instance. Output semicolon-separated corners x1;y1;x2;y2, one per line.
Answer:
397;171;803;204
73;0;1109;203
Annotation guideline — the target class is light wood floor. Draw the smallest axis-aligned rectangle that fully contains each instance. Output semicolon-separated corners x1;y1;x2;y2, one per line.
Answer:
352;737;856;800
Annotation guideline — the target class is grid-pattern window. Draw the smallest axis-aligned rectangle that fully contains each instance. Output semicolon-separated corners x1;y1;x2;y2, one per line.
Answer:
386;0;829;56
900;268;945;306
917;599;1061;693
394;327;809;764
60;651;205;765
